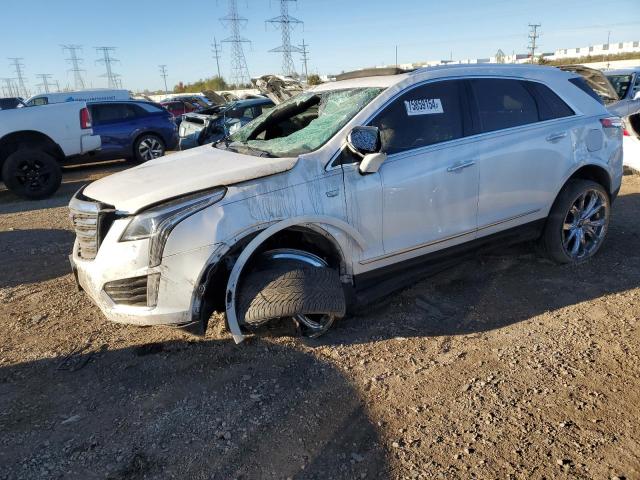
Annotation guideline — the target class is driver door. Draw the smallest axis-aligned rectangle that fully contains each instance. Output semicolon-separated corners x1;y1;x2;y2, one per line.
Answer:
344;79;479;269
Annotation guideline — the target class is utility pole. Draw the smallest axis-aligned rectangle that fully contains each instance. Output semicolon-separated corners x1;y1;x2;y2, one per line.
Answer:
62;45;86;90
395;45;398;68
95;46;121;89
528;23;541;64
35;73;53;93
159;65;169;94
606;30;611;68
266;0;303;77
8;58;28;97
299;38;309;80
220;0;251;87
211;36;222;78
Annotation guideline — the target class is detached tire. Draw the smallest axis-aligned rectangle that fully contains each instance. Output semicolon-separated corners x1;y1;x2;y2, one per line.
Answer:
239;266;346;327
541;179;610;264
1;149;62;199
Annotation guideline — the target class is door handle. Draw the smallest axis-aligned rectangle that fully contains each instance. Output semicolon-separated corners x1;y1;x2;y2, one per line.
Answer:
546;132;567;142
447;160;476;173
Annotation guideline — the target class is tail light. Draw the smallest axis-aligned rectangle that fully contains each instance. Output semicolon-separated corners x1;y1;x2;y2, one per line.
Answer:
623;128;631;137
600;117;623;129
80;107;92;129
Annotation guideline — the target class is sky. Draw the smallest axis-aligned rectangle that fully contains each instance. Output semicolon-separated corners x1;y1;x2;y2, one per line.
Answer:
1;0;639;94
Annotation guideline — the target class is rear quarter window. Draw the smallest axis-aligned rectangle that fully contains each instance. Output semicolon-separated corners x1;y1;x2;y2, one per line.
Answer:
569;77;604;105
524;81;574;120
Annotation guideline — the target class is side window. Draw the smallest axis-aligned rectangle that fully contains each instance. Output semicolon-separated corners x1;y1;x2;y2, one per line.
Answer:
29;97;48;106
469;78;539;132
524;81;574;120
91;103;136;125
370;80;465;155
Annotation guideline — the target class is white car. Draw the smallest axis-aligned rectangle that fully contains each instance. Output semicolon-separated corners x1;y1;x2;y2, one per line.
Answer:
69;64;623;342
1;101;101;198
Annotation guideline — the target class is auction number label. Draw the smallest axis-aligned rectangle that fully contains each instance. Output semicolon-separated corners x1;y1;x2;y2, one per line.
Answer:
404;98;443;116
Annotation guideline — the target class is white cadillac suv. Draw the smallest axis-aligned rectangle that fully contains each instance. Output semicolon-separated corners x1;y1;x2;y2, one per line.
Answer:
69;64;624;342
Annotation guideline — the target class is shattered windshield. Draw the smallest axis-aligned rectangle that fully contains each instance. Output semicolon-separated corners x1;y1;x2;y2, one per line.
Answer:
606;74;633;99
227;87;383;157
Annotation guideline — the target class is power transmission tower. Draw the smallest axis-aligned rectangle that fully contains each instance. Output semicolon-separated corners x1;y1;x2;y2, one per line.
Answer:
299;38;309;80
95;46;121;88
35;73;53;93
220;0;251;87
528;23;541;64
159;65;169;93
1;78;18;97
8;58;29;97
54;80;61;92
62;45;86;90
267;0;303;77
211;36;222;78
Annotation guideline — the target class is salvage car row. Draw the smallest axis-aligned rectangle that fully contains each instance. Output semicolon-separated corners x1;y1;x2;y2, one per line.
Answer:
0;87;275;198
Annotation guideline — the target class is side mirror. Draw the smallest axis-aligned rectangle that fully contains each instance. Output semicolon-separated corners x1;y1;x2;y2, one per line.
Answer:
359;152;387;174
347;126;381;156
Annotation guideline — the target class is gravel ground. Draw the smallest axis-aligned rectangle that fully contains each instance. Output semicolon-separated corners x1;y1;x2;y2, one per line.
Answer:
0;163;639;479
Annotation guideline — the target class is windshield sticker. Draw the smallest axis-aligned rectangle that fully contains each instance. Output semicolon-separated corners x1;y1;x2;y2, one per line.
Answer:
404;98;443;116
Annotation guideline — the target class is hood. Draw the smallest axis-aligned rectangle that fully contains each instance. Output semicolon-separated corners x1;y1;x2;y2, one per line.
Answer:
252;74;305;104
201;89;227;105
83;146;297;213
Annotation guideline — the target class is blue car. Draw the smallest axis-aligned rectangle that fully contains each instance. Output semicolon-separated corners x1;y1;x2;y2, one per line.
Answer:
87;101;178;162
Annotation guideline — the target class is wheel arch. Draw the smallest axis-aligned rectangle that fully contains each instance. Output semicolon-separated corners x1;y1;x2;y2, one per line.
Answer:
0;130;64;174
565;164;612;196
190;216;366;341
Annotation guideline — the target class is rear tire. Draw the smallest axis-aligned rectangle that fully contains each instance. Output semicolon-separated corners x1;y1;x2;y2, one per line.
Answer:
133;134;165;163
541;179;610;264
1;149;62;199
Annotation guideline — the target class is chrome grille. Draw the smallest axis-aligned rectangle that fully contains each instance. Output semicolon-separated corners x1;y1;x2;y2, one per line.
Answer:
69;190;115;260
103;276;148;306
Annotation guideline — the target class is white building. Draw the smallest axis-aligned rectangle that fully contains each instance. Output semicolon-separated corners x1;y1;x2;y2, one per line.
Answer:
553;40;640;60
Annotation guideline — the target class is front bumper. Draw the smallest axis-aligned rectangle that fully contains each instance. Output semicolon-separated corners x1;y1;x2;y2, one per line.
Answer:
70;219;220;326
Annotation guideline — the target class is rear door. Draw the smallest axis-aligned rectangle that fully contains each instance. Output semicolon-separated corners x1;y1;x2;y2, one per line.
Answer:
470;78;576;236
90;103;139;159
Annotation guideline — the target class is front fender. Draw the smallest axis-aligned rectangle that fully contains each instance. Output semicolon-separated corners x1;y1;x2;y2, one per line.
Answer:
223;216;366;343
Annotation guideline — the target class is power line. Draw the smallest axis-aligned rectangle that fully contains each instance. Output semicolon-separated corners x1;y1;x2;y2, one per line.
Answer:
8;58;29;97
35;73;54;93
220;0;251;87
159;65;169;94
211;36;222;78
528;23;541;64
95;46;121;89
61;45;86;90
299;38;309;80
266;0;303;77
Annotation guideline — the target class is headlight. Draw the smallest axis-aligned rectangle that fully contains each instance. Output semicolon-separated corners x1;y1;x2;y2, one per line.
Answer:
120;187;226;266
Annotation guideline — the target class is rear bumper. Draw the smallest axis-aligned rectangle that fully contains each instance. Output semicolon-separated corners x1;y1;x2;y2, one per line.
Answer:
80;134;101;154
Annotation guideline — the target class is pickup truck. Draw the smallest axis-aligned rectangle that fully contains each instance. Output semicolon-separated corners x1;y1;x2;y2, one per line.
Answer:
0;101;101;199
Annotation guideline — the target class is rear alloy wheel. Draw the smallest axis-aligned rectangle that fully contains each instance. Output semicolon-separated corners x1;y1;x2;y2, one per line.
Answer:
1;149;62;199
134;134;165;163
542;179;610;264
238;249;346;338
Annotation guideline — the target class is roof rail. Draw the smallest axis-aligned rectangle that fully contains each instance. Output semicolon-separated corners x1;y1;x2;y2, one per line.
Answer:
335;67;414;81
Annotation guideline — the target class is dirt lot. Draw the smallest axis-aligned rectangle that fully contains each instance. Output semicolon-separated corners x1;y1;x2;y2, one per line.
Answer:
1;163;639;480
